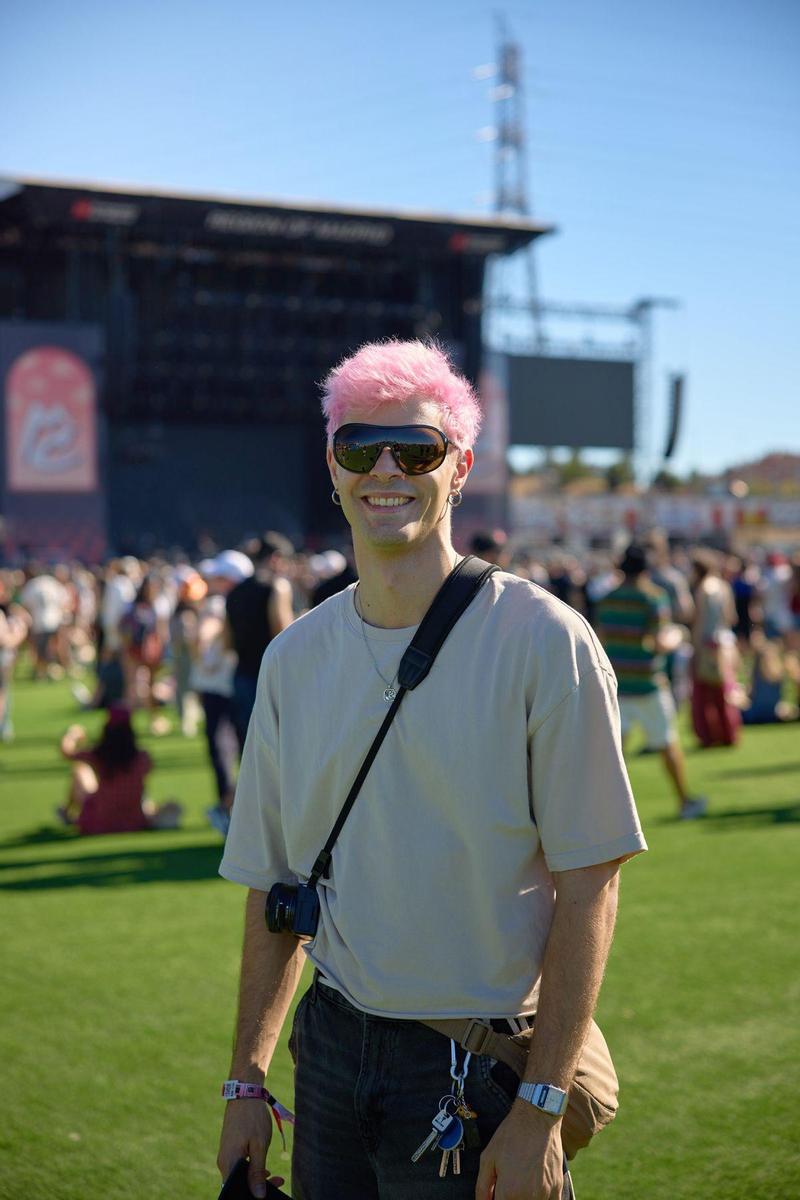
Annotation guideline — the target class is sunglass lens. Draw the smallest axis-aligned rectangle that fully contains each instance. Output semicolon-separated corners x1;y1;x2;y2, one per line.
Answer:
333;425;447;475
393;433;447;474
333;428;381;473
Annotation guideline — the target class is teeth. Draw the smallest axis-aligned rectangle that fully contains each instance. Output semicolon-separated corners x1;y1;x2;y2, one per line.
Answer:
365;496;412;507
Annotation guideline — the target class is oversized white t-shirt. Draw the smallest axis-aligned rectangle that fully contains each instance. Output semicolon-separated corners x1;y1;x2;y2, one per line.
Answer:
220;571;646;1019
20;575;69;633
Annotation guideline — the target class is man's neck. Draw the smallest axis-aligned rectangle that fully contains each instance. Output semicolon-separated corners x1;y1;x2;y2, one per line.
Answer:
354;538;460;629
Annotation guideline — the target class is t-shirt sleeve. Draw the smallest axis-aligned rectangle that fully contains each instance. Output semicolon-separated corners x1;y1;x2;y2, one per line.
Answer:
529;665;647;872
219;655;291;891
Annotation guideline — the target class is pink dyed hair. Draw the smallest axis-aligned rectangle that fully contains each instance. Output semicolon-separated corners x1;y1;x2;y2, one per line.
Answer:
321;340;482;448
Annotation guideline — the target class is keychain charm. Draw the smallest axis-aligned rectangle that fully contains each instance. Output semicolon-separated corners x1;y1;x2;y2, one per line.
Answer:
410;1041;478;1178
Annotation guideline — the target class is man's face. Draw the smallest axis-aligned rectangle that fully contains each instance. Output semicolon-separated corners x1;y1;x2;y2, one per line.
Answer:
327;398;472;553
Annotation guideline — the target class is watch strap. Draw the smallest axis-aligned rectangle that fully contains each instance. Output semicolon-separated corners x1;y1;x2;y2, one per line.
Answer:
517;1081;569;1116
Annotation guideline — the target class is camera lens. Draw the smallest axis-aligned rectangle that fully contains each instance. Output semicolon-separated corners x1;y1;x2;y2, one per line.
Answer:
266;883;297;933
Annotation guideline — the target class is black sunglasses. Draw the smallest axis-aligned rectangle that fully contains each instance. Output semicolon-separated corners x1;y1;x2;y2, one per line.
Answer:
332;423;450;476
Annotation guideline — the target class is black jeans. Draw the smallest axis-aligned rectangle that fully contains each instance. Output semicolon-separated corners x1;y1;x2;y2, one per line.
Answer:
231;670;259;753
200;692;237;803
288;977;569;1200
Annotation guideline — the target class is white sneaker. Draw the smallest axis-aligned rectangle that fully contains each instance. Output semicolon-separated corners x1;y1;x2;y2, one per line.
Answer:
680;797;708;820
71;682;93;708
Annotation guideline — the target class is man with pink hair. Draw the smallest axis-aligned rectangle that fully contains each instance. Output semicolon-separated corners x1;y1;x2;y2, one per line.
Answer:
217;340;645;1199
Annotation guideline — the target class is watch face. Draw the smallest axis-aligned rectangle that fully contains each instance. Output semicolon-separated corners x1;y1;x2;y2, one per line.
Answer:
519;1082;568;1115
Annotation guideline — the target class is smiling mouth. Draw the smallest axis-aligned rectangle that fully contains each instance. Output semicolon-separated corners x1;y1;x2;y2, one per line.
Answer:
362;496;414;508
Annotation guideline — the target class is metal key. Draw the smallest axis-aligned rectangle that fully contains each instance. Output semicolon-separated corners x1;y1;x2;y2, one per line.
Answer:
411;1109;455;1162
452;1146;461;1176
436;1115;463;1175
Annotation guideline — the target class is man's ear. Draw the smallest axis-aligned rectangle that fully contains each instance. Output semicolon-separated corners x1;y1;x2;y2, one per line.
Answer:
454;447;474;489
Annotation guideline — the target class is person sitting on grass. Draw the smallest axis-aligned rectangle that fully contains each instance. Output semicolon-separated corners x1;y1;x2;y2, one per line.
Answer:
58;705;182;835
740;630;800;725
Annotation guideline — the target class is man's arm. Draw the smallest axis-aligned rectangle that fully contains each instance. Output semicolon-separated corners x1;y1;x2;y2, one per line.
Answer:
217;888;305;1197
673;576;695;626
476;860;620;1200
267;577;294;639
652;595;683;654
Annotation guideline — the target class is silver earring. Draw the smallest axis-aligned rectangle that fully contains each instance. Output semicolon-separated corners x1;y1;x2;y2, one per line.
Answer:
448;491;463;508
331;489;342;507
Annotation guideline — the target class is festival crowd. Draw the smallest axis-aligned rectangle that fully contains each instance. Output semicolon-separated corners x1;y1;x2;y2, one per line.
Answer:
1;531;798;834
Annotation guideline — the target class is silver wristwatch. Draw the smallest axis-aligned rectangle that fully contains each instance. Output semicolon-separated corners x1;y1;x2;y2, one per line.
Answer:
516;1081;569;1116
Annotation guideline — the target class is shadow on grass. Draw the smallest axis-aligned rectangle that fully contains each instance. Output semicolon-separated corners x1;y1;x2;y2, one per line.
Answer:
0;750;205;776
700;800;800;828
0;837;225;889
0;825;76;848
708;761;800;780
650;800;800;828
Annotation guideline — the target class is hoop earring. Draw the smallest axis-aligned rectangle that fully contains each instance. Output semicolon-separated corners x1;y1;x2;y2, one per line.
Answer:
331;489;342;507
448;491;463;508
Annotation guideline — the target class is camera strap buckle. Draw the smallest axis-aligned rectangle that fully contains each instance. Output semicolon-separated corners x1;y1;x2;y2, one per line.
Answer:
460;1018;495;1057
310;850;333;884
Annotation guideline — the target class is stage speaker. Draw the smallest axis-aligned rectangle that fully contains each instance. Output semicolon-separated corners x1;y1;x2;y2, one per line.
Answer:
663;373;685;460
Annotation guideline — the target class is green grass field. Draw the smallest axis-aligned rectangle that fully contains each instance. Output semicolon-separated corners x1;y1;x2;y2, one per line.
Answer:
1;671;798;1199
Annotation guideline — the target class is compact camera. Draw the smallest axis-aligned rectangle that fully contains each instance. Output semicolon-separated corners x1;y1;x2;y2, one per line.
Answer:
266;881;320;937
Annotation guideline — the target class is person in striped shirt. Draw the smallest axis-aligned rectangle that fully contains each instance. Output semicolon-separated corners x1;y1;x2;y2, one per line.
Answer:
597;543;707;820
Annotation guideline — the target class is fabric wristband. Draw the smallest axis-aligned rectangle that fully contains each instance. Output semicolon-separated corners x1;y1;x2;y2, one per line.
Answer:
221;1081;296;1148
222;1080;273;1102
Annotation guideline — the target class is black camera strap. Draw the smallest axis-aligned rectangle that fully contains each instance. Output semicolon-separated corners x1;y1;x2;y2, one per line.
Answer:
308;555;498;887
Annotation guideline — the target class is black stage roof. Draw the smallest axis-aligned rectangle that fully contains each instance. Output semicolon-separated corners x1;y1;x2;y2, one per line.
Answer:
0;175;554;259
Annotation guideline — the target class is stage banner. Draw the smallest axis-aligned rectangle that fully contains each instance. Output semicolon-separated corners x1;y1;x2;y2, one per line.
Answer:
6;344;98;491
0;322;105;560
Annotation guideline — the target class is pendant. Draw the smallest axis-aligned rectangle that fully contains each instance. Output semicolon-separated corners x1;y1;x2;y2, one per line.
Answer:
383;686;397;702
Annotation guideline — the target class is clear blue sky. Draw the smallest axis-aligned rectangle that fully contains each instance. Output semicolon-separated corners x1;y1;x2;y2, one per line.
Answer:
2;0;798;475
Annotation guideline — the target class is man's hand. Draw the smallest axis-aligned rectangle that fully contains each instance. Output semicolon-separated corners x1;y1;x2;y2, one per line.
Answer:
217;898;303;1196
475;1106;564;1200
217;1101;282;1199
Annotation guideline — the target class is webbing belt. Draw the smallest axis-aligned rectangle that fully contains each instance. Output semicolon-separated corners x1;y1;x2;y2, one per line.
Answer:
420;1017;533;1077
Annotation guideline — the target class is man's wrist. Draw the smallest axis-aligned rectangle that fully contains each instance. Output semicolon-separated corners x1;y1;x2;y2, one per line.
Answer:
508;1098;563;1142
228;1063;266;1086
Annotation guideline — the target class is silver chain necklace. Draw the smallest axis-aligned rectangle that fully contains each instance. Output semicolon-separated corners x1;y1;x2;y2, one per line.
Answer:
355;585;401;702
354;557;462;702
